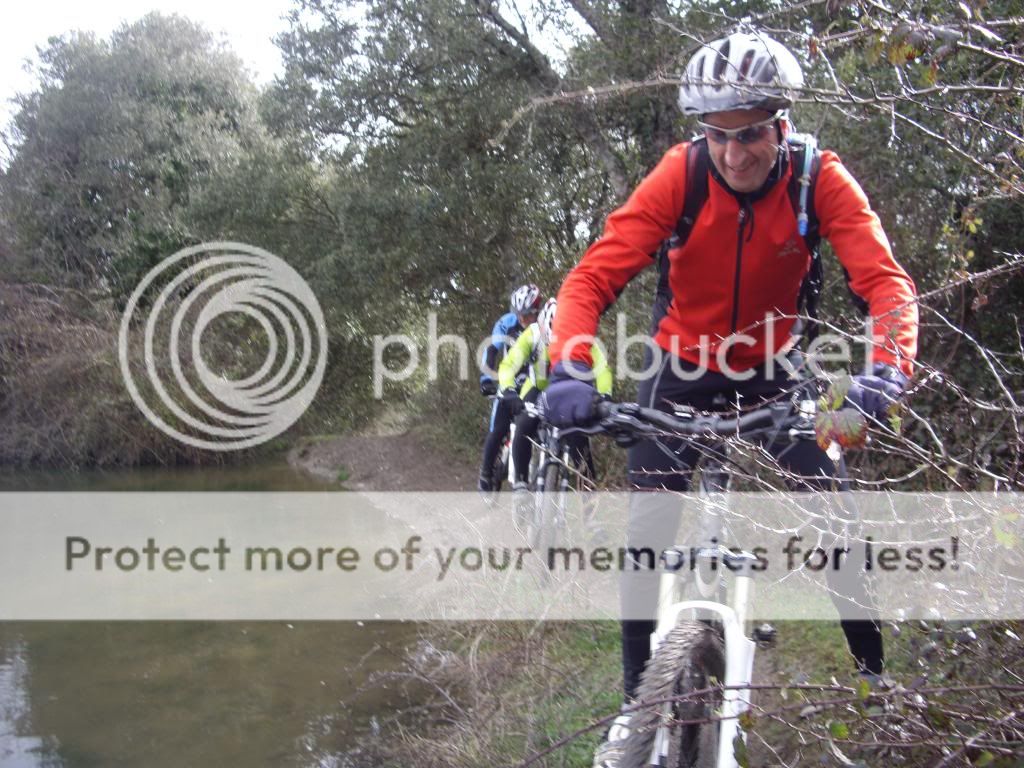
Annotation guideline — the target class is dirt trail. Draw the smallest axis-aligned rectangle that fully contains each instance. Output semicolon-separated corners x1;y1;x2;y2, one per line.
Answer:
287;412;477;491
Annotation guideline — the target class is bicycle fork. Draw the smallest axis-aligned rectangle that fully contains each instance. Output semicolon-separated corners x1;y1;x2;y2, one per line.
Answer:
649;565;758;768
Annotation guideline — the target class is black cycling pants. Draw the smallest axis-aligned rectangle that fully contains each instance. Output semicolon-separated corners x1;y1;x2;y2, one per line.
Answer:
480;397;515;482
621;352;883;700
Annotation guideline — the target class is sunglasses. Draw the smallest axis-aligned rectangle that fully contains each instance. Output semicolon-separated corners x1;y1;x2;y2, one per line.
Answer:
697;110;783;145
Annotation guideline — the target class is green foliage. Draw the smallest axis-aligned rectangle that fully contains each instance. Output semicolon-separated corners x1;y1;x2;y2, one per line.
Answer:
2;0;1023;486
2;13;266;297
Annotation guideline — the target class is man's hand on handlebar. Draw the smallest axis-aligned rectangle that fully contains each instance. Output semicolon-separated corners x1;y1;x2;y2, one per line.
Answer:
844;363;909;422
501;387;524;416
540;362;601;427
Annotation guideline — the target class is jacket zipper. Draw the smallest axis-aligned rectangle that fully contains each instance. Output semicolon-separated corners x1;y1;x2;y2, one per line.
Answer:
730;206;747;337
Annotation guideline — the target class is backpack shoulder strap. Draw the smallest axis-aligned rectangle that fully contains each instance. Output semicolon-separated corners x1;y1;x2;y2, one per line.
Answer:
786;133;821;253
787;135;870;320
787;134;826;340
655;139;708;292
675;136;710;245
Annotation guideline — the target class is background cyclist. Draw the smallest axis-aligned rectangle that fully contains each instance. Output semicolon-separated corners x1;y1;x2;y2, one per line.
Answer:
498;297;613;494
540;31;918;767
478;283;543;492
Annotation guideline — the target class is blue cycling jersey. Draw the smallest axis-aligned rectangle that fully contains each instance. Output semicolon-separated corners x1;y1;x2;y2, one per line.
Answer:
480;312;524;383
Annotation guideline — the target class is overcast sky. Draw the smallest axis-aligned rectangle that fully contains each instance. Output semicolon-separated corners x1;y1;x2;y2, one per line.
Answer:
1;0;292;129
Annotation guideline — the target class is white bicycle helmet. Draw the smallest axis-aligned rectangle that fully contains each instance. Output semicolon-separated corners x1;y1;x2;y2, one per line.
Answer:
537;297;557;345
510;283;542;315
678;31;804;116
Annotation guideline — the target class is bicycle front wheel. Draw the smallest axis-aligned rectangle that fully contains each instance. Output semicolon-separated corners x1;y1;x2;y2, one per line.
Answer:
528;456;566;551
621;621;725;768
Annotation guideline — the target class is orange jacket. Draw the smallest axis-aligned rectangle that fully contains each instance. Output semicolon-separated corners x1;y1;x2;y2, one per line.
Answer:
550;142;918;377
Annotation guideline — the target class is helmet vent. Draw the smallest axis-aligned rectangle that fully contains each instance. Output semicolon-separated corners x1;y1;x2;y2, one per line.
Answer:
739;49;755;79
757;59;778;84
713;40;730;84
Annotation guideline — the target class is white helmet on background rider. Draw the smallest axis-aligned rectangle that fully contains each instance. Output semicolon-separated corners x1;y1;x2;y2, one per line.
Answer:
678;31;804;116
537;297;557;346
510;284;542;315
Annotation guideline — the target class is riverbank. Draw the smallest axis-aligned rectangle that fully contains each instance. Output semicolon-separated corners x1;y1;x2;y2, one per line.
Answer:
287;416;477;491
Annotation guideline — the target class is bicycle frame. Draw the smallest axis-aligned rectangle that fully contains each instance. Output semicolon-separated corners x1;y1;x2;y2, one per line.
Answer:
505;420;518;486
574;396;821;768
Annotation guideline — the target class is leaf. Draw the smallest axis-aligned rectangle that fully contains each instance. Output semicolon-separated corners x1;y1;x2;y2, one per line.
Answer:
857;677;871;701
829;720;850;739
994;508;1019;549
993;526;1018;549
925;705;952;729
828;739;860;765
973;751;995;766
816;409;868;450
829;377;852;410
888;412;903;434
969;24;1003;44
920;61;938;87
733;732;750;767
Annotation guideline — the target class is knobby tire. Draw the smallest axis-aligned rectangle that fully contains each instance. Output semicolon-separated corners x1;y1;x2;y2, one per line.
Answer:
621;621;725;768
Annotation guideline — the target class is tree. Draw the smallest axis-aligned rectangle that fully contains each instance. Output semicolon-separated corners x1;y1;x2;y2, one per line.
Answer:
1;13;267;299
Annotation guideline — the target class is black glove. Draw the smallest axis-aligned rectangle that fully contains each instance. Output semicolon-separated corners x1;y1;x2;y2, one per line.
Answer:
501;387;524;416
479;378;497;397
541;362;598;427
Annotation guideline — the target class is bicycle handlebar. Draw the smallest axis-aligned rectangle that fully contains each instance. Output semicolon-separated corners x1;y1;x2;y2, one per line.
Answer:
564;398;817;443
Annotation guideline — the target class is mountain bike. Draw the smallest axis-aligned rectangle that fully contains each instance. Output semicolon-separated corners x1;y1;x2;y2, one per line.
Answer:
486;379;532;493
525;407;600;557
567;395;820;768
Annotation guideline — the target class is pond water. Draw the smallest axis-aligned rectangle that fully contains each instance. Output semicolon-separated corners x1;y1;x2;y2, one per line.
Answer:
0;462;418;767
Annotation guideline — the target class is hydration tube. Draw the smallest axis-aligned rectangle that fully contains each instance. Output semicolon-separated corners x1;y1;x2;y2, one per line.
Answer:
794;133;817;237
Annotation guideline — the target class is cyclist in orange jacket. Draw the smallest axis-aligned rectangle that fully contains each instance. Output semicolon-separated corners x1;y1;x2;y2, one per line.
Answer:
540;31;918;767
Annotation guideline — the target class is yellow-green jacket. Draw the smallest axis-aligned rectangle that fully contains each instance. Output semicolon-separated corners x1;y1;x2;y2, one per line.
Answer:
498;323;612;398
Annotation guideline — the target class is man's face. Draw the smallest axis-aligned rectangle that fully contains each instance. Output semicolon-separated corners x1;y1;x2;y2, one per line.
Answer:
700;108;782;194
518;309;538;327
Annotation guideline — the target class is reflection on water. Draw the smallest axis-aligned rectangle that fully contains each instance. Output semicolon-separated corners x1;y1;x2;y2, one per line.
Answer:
0;462;419;767
0;638;60;767
0;622;417;768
